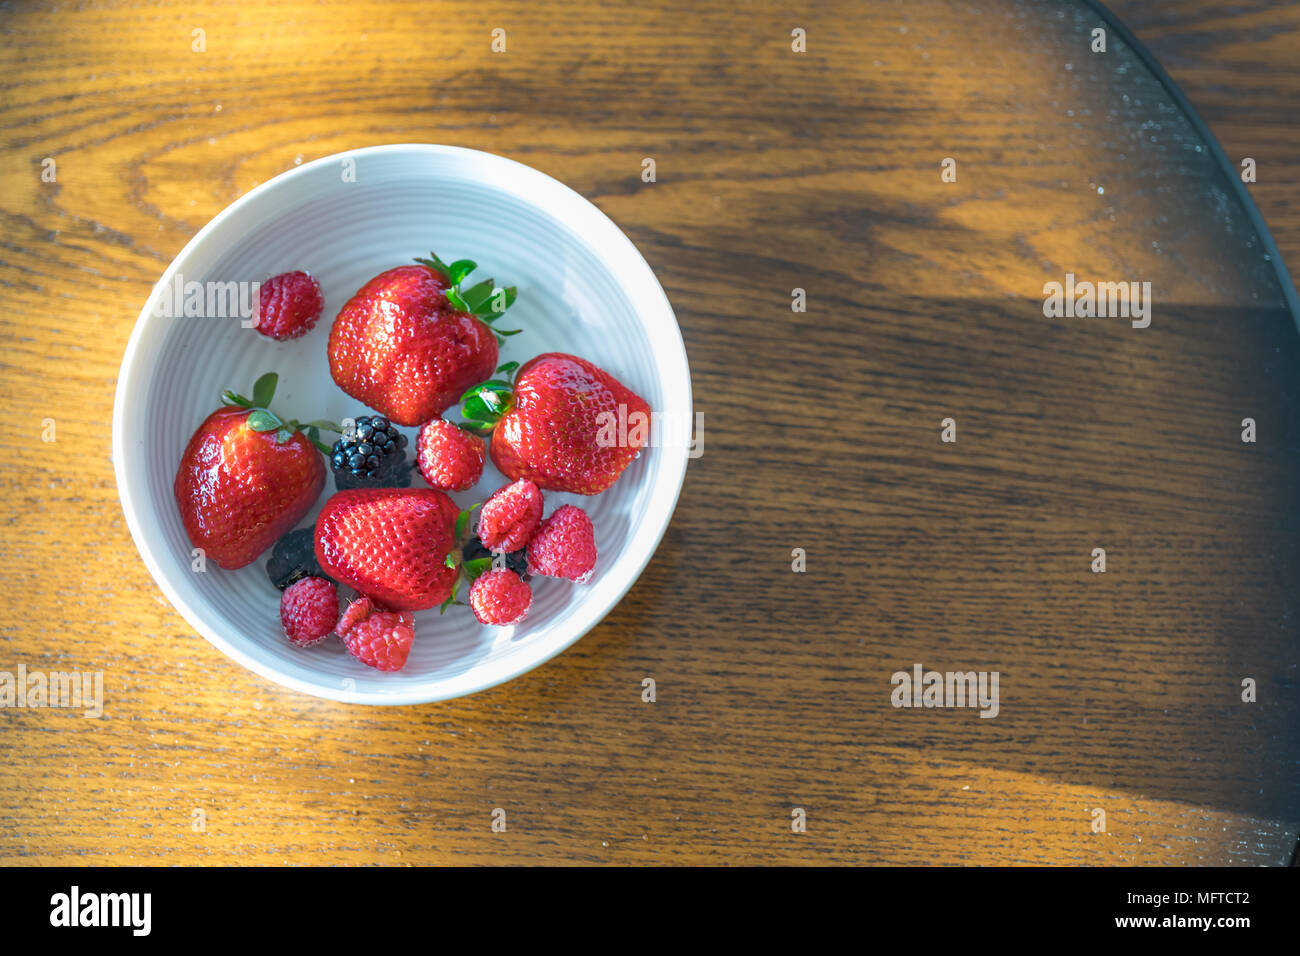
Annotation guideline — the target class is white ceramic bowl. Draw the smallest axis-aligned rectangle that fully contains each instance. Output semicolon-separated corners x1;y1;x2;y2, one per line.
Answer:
113;144;690;705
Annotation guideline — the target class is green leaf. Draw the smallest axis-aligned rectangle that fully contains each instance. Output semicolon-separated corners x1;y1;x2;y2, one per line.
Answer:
457;379;513;427
444;552;459;569
246;409;283;432
221;390;254;408
462;557;493;582
462;394;495;422
495;327;523;336
461;279;495;312
459;379;511;405
491;286;518;313
448;259;477;285
439;577;462;614
307;425;321;444
461;383;513;421
415;252;453;281
496;361;519;377
473;285;517;316
444;286;470;312
275;428;293;444
251;372;278;408
305;419;344;432
455;503;482;540
310;438;331;455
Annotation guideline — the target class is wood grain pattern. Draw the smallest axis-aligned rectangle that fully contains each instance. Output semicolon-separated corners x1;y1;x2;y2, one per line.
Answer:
1;0;1297;865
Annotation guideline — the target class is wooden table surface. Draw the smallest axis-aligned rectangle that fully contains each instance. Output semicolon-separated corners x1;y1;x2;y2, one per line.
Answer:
2;0;1298;865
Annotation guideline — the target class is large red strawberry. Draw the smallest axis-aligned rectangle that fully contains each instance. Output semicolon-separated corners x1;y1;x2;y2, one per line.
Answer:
327;252;519;426
460;354;650;495
314;487;462;611
174;373;332;570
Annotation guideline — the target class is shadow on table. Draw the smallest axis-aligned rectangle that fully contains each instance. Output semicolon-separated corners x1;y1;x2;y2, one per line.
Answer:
580;285;1300;826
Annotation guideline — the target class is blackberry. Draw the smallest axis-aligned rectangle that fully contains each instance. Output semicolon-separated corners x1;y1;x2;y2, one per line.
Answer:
266;527;330;591
330;415;411;490
333;456;415;491
462;535;529;580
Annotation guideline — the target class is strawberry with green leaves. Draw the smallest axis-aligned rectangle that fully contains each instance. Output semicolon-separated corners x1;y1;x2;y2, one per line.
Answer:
459;353;651;495
314;487;464;611
327;252;519;427
174;373;339;570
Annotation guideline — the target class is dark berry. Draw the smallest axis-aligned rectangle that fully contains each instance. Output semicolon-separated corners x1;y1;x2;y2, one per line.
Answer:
266;527;330;591
462;535;529;580
330;415;411;489
333;455;414;491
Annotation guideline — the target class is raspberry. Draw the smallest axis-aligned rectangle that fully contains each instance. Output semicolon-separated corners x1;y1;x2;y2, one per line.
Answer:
255;270;324;341
468;568;533;625
477;479;543;553
416;419;486;492
336;597;414;671
527;505;596;582
279;576;339;647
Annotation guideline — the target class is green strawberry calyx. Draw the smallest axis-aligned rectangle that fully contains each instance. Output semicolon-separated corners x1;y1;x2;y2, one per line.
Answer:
220;372;342;455
455;363;521;436
415;251;521;348
438;503;489;614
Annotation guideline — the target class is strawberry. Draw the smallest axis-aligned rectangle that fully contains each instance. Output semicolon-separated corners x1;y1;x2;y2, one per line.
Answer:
314;487;461;611
468;568;533;626
416;418;486;491
477;479;543;553
174;373;335;570
254;270;323;341
337;597;415;671
527;504;597;582
459;354;650;495
327;252;520;426
280;576;339;647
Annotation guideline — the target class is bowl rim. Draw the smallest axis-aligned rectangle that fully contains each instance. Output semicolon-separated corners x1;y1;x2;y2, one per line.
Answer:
112;143;691;705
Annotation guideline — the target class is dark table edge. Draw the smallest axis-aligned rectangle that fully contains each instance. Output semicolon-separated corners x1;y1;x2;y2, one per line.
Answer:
1087;0;1300;867
1084;0;1300;326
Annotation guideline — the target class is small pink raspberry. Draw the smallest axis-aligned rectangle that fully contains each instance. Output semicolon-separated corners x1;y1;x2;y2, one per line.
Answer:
527;505;596;582
416;418;486;491
336;596;414;671
254;270;324;341
468;568;533;625
280;576;339;647
478;479;543;553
